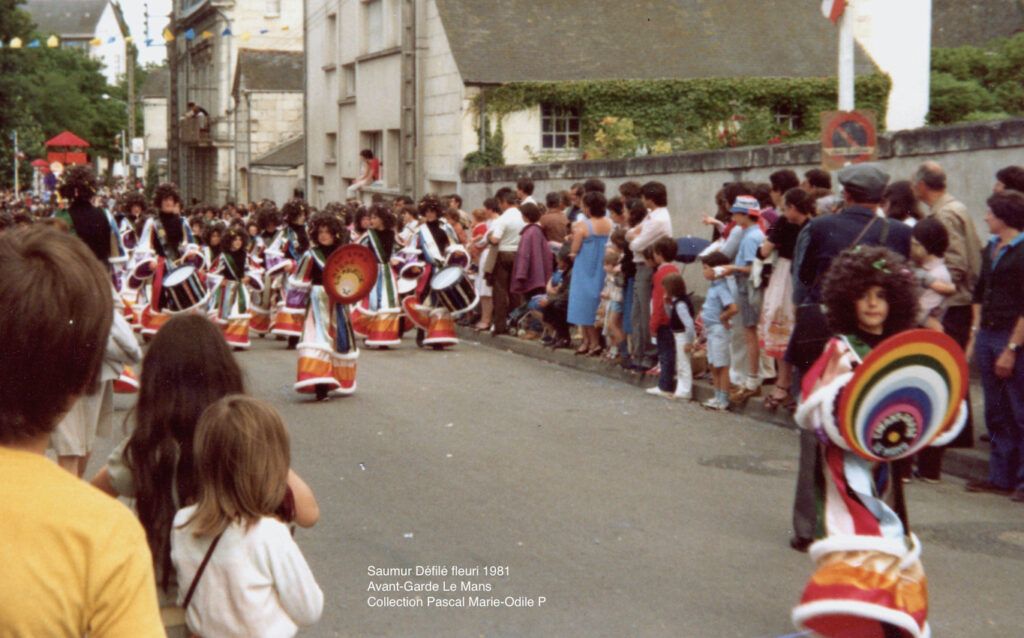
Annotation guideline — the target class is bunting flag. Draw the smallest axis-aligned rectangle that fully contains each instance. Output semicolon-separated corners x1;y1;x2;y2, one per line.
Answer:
10;37;23;48
240;32;251;41
184;28;196;41
90;37;103;46
1;20;298;48
26;39;40;48
47;34;59;47
163;27;175;42
107;35;116;43
201;30;213;39
221;27;232;36
821;0;847;23
124;35;133;44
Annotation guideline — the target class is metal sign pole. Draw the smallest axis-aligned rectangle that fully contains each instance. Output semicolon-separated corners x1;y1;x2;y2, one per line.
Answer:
838;11;855;111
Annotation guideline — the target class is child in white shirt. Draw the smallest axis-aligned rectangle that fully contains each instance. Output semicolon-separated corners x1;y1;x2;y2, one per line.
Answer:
662;272;696;400
171;395;323;638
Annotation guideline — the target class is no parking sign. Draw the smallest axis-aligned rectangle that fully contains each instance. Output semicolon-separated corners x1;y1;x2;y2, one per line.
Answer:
820;110;877;170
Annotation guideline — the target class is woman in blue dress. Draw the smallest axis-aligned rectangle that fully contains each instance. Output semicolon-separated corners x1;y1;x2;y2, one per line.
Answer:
567;191;613;355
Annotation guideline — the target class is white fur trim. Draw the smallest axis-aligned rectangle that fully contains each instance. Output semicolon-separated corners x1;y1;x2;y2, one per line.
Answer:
422;336;457;346
365;338;402;347
296;341;360;360
930;399;969;447
293;377;341;391
794;371;852;452
792;600;928;638
809;533;921;564
329;382;357;396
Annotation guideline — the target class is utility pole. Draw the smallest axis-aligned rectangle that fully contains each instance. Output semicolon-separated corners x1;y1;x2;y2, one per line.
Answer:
838;10;855;111
12;131;19;197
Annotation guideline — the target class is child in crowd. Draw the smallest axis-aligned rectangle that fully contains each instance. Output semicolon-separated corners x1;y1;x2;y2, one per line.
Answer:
172;395;323;638
663;273;696;400
719;195;766;403
600;250;626;360
909;217;955;330
645;236;680;398
700;251;738;410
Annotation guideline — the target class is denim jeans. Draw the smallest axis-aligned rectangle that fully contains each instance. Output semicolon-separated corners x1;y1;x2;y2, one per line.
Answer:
656;325;676;392
976;328;1024;491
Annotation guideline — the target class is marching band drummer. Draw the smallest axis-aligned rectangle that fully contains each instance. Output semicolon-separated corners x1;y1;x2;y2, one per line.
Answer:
131;182;202;337
357;204;402;348
407;194;465;348
271;199;312;350
288;212;360;401
208;226;263;350
250;203;289;336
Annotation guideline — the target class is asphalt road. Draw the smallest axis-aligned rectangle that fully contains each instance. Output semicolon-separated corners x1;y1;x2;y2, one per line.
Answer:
89;336;1024;638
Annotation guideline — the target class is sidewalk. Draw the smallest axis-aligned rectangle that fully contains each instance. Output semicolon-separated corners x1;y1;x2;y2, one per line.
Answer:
456;327;991;484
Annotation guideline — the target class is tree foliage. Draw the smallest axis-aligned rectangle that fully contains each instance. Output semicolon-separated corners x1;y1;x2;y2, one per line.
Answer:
928;33;1024;124
0;0;128;187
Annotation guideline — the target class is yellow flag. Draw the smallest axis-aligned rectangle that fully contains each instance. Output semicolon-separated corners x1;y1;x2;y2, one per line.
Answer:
281;25;290;31
90;37;102;46
46;34;59;48
240;31;251;42
201;30;213;39
163;28;175;42
10;37;23;48
124;35;133;44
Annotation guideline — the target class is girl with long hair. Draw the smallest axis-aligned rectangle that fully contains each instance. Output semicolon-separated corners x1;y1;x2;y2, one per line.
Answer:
90;315;318;634
357;204;402;347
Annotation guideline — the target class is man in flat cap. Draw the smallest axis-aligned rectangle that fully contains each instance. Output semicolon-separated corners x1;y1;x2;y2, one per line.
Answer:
785;161;912;553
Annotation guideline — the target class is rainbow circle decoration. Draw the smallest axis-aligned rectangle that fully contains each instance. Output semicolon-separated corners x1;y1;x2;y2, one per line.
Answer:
836;329;968;462
323;244;378;305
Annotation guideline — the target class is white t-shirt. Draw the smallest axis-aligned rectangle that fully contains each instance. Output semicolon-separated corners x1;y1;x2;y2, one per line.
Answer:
629;206;673;263
490;206;525;253
171;505;323;638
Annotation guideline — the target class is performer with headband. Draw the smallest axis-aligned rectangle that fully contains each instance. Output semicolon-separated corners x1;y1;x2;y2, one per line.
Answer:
288;212;359;401
791;246;967;638
131;183;203;337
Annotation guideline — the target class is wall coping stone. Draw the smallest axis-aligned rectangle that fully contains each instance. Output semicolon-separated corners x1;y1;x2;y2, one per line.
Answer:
462;118;1024;184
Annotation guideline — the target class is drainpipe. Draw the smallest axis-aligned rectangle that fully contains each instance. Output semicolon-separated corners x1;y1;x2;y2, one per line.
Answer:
246;90;252;202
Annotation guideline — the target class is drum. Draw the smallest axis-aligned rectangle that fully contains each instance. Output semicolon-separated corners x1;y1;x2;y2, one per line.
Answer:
121;227;138;251
285;284;310;309
396;276;419;296
265;251;291;276
161;265;209;313
401;296;431;331
127;258;156;290
445;245;471;269
430;266;478;316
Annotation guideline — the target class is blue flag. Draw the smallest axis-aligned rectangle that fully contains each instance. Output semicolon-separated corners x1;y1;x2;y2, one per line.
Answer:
184;28;196;41
221;27;232;36
27;39;40;48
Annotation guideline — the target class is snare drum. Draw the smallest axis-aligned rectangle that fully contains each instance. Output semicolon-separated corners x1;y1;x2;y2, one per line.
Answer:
127;258;156;290
121;227;138;251
430;266;478;316
161;265;209;313
444;245;471;269
265;251;291;276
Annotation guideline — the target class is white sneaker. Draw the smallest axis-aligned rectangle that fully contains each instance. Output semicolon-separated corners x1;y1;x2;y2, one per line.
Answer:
646;387;676;399
702;397;727;410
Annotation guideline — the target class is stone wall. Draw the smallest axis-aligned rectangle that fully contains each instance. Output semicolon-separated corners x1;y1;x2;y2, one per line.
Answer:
421;0;468;193
462;118;1024;292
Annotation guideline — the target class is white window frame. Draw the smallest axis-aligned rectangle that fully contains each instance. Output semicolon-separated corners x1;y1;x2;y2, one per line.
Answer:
540;104;581;151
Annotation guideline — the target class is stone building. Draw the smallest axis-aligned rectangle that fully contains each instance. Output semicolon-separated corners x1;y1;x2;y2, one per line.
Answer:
232;48;304;204
303;0;1024;205
139;65;169;183
168;0;302;205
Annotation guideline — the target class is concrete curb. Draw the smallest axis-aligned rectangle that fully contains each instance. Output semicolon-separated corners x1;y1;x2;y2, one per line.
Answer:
455;326;990;484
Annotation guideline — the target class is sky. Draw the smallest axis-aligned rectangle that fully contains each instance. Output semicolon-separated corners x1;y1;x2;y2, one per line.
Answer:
120;0;172;66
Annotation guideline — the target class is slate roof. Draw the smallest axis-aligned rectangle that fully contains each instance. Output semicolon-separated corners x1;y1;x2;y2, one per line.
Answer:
435;0;872;84
932;0;1024;48
232;49;304;98
139;66;169;100
252;136;304;168
24;0;108;39
435;0;1023;85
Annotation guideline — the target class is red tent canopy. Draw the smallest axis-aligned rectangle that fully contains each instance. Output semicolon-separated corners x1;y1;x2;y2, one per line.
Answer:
30;159;49;168
45;131;90;148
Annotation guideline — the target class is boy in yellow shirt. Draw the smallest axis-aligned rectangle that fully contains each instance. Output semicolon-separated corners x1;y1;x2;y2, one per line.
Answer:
0;226;163;637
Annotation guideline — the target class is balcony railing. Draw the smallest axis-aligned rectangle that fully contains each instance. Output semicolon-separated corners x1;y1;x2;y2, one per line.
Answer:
179;115;211;145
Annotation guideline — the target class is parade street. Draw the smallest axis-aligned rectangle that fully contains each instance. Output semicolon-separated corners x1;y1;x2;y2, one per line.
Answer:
86;338;1022;638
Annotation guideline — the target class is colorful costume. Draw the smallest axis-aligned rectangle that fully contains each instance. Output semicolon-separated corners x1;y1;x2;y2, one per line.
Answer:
357;229;402;347
131;214;201;336
272;224;310;340
289;245;358;396
208;249;263;349
251;229;290;335
409;220;461;348
791;331;968;638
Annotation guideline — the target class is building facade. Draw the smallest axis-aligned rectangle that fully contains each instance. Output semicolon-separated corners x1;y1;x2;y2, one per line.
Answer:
304;0;1024;206
139;66;170;183
24;0;125;84
169;0;302;205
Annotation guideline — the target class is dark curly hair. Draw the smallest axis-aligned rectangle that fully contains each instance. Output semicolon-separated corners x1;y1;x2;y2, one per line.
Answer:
202;220;226;247
222;226;248;252
281;198;310;224
255;202;282;230
368;203;395;231
418;193;444;218
58;164;98;202
308;211;347;247
152;183;182;209
122;191;147;214
821;246;919;337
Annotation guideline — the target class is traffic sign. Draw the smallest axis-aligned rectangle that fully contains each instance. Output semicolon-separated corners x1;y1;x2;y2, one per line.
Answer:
130;153;144;168
131;137;145;154
820;110;877;170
